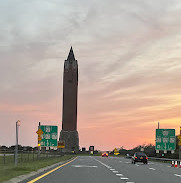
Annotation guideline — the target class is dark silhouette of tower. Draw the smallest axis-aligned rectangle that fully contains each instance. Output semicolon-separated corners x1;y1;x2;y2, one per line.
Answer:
59;47;79;152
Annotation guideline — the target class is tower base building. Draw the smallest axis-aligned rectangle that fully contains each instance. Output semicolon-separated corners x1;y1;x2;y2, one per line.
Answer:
59;130;79;153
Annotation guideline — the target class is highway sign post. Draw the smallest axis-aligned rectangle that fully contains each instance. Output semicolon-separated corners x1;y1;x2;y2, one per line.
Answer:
39;125;58;147
114;148;120;155
179;135;181;160
36;128;43;136
58;140;65;148
179;127;181;160
36;128;43;142
58;140;65;154
178;135;181;145
36;122;42;159
155;129;176;153
89;146;94;155
140;147;144;152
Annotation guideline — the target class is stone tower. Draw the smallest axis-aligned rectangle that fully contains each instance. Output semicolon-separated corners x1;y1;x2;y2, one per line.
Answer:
59;47;79;153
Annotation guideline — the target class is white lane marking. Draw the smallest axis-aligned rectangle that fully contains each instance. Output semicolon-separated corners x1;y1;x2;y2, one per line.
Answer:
105;165;111;168
136;164;139;167
174;174;181;177
72;165;98;168
148;162;154;165
125;162;129;164
93;157;135;182
149;168;156;170
121;177;129;180
116;174;123;176
112;171;119;173
92;158;111;168
120;161;122;162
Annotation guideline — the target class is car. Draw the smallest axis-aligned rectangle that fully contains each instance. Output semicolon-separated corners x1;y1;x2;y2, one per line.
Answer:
131;152;148;164
102;152;109;157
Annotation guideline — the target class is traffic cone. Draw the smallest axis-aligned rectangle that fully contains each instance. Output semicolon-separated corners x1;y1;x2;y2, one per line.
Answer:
171;161;174;167
179;161;181;168
175;161;178;168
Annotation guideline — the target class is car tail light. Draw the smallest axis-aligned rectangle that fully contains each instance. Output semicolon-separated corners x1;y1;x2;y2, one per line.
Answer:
146;157;148;160
135;157;137;159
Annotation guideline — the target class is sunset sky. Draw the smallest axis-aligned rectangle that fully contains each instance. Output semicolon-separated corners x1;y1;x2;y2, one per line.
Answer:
0;0;181;150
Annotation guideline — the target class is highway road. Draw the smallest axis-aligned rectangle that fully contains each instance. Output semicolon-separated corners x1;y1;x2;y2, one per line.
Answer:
21;156;181;183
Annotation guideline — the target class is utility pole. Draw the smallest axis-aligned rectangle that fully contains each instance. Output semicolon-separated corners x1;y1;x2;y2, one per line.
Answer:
15;120;20;167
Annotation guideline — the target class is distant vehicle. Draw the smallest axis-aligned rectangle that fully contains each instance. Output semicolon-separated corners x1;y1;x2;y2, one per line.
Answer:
131;152;148;164
102;152;109;157
126;153;132;158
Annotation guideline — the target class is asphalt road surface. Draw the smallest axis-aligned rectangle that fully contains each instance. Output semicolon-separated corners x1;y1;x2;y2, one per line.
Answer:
21;156;181;183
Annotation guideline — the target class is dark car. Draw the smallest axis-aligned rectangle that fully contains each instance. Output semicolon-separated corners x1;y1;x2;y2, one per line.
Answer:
131;152;148;164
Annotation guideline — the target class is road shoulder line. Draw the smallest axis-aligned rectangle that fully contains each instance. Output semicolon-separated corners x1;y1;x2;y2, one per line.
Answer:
27;157;77;183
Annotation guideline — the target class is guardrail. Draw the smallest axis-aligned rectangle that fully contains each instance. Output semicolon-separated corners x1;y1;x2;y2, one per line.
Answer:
148;157;181;163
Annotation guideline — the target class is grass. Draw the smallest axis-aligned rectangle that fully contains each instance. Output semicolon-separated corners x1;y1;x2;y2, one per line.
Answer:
0;155;74;182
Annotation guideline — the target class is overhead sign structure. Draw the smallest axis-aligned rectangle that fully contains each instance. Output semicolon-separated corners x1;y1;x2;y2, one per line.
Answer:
155;129;176;151
39;125;58;147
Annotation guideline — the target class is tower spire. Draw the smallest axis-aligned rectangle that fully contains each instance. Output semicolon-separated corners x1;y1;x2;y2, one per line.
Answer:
67;46;75;61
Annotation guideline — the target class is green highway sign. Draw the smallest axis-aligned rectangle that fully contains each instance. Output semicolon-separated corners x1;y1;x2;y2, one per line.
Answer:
155;129;176;151
39;125;58;147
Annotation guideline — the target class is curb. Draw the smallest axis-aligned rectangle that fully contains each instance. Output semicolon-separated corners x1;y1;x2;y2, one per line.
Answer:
3;157;75;183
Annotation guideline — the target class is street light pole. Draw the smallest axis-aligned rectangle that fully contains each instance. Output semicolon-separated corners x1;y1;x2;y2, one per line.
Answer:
15;120;20;167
